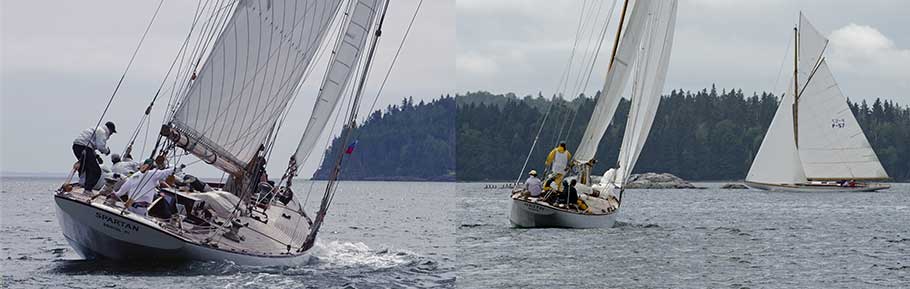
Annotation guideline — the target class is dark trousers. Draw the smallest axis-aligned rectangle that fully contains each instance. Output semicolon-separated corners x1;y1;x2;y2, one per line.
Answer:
72;144;101;190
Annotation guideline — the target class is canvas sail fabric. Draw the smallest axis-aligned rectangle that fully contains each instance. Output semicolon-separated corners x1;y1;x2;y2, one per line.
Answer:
797;13;828;90
293;0;381;166
574;0;654;163
746;80;809;185
613;0;678;185
796;60;888;180
171;0;343;174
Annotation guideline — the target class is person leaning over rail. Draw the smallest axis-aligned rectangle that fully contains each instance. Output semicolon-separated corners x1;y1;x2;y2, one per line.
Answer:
545;141;572;192
72;121;116;193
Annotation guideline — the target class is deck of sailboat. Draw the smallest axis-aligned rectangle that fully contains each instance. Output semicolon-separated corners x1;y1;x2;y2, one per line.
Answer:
60;186;310;257
510;193;618;216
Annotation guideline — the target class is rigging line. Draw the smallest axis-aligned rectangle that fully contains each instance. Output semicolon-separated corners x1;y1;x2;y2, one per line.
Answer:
85;0;164;155
564;0;618;143
553;0;591;97
364;0;423;117
565;0;609;99
516;94;558;185
167;0;225;118
772;32;793;99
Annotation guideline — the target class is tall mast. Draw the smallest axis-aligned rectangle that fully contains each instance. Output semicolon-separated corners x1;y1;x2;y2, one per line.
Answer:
792;25;799;148
608;0;631;70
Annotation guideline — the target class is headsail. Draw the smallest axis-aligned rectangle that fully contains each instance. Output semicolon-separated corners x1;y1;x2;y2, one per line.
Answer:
796;60;889;180
797;12;828;90
746;80;808;184
169;0;344;174
292;0;382;169
613;0;678;185
574;0;653;163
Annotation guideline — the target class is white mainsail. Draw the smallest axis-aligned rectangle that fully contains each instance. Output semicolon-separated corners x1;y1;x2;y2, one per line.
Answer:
796;60;889;180
746;81;808;184
171;0;344;174
574;0;654;163
293;0;381;167
613;0;677;185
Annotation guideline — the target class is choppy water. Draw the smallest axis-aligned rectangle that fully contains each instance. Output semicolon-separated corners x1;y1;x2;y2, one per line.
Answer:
0;178;455;288
457;183;910;288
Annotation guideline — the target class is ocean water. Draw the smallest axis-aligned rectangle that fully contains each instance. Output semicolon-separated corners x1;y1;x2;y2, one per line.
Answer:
456;182;910;288
0;178;455;288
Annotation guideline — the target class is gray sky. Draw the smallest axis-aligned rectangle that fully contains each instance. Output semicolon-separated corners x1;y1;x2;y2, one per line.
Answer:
1;0;453;176
457;0;909;103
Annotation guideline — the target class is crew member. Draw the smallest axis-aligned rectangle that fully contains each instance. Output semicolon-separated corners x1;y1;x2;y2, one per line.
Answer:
545;141;572;192
525;170;542;197
115;159;182;215
72;121;116;192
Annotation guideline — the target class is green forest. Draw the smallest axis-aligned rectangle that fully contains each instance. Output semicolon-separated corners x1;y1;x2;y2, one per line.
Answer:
457;87;910;181
312;96;455;181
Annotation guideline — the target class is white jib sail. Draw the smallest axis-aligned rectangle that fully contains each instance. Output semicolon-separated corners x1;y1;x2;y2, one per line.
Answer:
613;0;678;185
746;80;808;185
171;0;343;174
292;0;381;167
574;0;654;163
796;60;889;180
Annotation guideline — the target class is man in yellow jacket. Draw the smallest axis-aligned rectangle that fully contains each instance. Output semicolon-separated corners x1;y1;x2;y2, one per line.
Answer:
545;142;572;192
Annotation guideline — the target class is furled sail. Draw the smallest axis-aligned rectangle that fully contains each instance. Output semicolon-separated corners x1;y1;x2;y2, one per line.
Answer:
796;60;889;180
574;0;653;163
169;0;344;174
746;80;808;184
613;0;677;185
292;0;381;168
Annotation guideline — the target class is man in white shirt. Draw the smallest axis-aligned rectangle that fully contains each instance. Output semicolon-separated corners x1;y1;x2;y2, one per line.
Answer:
111;153;140;177
72;121;116;192
114;159;180;215
525;170;542;197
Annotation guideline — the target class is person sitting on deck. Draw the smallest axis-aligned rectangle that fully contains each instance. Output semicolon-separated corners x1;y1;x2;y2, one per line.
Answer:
525;170;542;197
72;121;116;193
114;159;182;216
545;142;572;192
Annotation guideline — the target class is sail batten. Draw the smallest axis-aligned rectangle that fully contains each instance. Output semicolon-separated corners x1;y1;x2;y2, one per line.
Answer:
170;0;344;174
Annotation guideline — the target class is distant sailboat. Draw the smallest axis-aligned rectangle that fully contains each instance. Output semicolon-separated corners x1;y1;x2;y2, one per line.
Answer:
510;0;678;228
745;13;890;192
55;0;394;265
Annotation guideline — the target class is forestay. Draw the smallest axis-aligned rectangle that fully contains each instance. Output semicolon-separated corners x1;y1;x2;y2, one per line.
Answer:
293;0;381;167
613;0;678;185
796;60;888;180
171;0;343;174
574;0;653;163
746;81;808;185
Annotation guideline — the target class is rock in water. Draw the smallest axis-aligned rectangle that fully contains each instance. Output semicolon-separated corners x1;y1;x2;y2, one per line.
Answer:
721;183;748;189
623;172;695;189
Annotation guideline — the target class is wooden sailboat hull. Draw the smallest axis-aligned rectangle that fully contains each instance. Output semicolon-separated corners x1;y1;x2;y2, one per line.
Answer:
744;181;890;193
54;194;311;266
509;198;617;229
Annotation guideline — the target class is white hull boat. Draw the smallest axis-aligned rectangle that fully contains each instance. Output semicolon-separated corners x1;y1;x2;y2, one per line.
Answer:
510;196;618;229
745;13;891;189
54;0;396;266
509;0;677;229
55;188;312;266
744;181;889;193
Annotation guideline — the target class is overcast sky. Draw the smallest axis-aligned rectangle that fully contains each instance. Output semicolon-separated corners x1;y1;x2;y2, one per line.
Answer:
1;0;453;176
457;0;909;104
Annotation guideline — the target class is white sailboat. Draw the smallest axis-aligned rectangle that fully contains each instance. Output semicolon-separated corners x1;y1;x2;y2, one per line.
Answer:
54;0;394;265
745;13;890;192
510;0;678;228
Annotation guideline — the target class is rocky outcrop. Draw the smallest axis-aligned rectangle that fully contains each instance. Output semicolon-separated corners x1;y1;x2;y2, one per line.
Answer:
624;172;696;189
721;183;748;189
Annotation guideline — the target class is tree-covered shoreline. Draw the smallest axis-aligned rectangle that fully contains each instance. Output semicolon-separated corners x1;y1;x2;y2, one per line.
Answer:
313;96;456;181
456;88;910;182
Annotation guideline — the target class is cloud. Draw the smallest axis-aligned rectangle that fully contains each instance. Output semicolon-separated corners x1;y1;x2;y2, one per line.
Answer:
827;24;910;99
